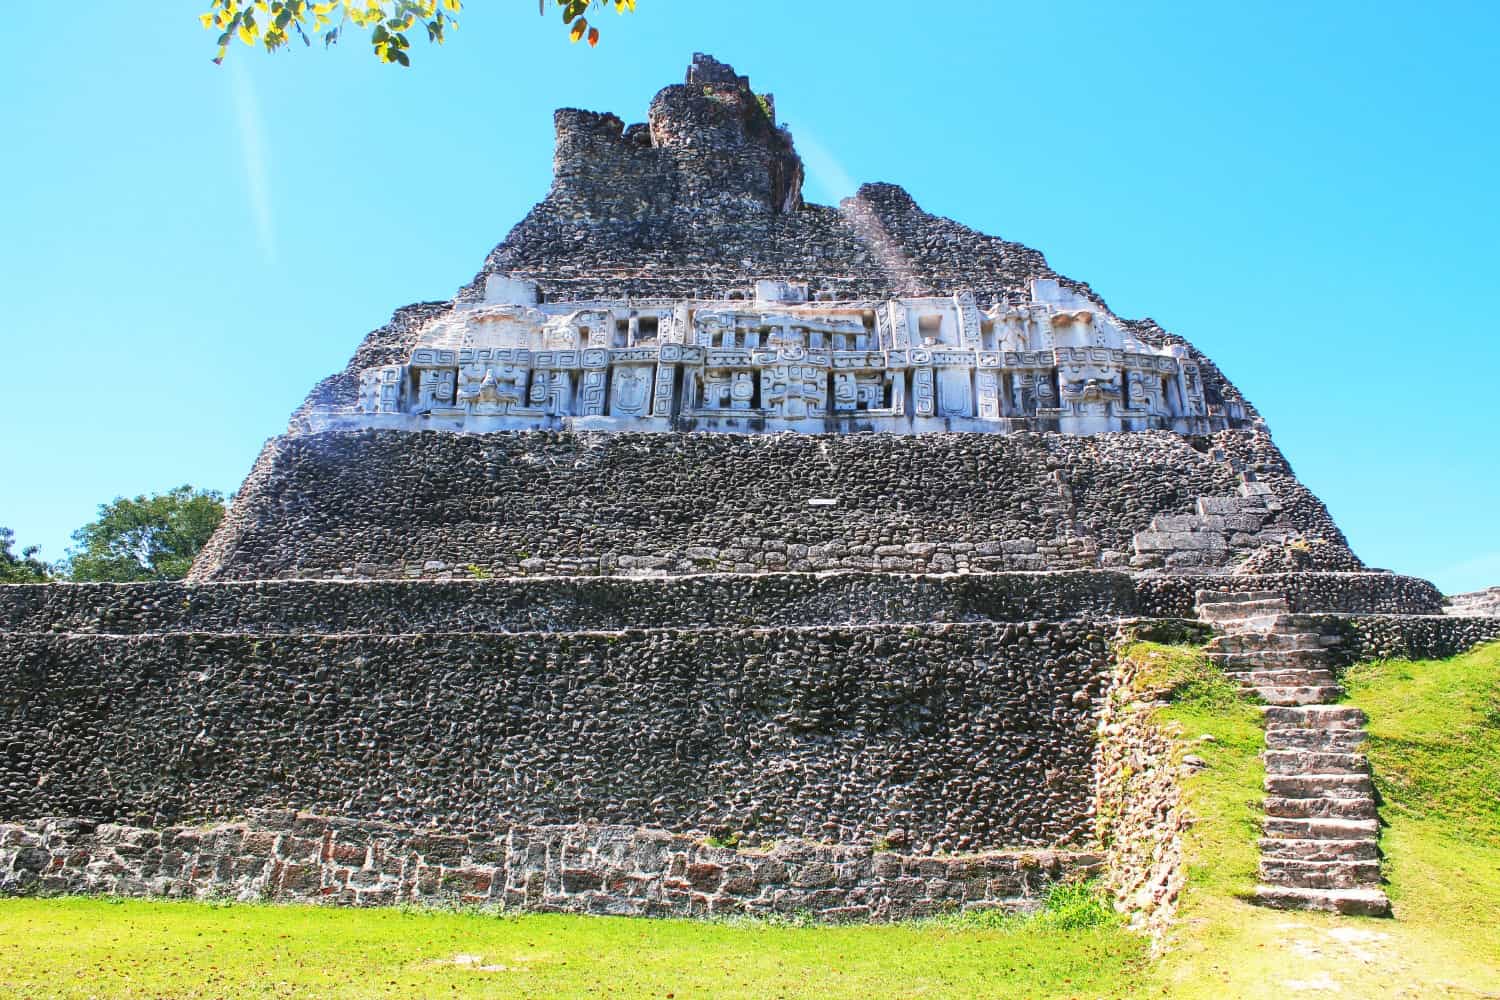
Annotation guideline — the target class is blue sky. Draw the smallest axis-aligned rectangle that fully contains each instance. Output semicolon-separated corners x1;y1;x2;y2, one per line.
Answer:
2;2;1496;592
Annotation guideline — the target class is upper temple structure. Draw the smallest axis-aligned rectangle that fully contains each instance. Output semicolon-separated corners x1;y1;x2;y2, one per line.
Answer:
11;55;1496;927
214;51;1309;582
308;53;1249;440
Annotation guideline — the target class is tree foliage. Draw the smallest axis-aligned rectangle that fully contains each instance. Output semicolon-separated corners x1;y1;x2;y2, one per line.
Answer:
201;1;637;66
551;0;637;48
0;528;50;584
64;487;227;583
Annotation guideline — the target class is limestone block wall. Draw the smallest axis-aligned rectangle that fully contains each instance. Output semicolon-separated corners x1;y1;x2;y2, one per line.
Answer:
191;428;1355;582
0;813;1102;922
0;622;1110;853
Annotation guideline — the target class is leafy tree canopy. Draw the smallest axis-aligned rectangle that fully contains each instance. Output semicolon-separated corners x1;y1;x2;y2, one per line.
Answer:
64;487;227;583
0;528;50;584
201;1;636;66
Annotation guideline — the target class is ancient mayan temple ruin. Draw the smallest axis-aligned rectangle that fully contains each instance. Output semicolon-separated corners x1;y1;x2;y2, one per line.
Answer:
4;55;1498;924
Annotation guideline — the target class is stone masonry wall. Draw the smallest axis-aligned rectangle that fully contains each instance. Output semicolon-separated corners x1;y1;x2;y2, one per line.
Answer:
191;428;1355;582
1;571;1140;635
1326;615;1500;665
0;813;1101;922
1093;647;1186;941
1134;573;1443;619
0;622;1110;853
0;571;1441;637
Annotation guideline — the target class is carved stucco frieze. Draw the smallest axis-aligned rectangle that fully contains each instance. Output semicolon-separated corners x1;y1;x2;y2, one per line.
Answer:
337;276;1248;436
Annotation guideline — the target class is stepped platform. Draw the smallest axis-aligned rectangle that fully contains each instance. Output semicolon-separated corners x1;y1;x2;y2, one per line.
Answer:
0;570;1449;635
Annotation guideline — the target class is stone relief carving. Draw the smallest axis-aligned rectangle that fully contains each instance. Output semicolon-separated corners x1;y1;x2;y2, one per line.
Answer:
323;277;1248;436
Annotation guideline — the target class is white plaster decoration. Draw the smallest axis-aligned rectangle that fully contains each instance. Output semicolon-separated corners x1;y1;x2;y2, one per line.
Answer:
316;277;1243;436
483;273;541;306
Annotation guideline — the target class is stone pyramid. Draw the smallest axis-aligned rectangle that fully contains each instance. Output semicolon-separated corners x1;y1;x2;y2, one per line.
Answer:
194;53;1359;583
4;56;1492;923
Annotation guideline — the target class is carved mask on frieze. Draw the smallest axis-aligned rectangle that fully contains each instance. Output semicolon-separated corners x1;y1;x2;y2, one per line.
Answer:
417;368;456;408
730;371;755;408
458;364;526;410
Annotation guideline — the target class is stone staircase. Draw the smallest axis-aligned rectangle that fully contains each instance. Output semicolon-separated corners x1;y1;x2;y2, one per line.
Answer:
1131;471;1292;571
1197;589;1391;917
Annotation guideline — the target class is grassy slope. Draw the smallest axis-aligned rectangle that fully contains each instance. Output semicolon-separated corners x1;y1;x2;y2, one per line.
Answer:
3;642;1497;999
1344;642;1500;986
1150;640;1500;998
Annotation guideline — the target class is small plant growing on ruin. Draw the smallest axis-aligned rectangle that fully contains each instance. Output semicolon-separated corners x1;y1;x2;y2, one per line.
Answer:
1032;880;1120;930
704;829;742;849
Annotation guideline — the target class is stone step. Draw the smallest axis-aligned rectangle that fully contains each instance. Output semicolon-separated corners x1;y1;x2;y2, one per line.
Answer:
1133;530;1227;555
1265;727;1367;752
1265;773;1374;800
1219;614;1336;637
1239;478;1276;498
1252;685;1346;707
1198;599;1291;622
1259;837;1380;862
1277;613;1339;633
1252;885;1391;917
1216;613;1287;634
1234;668;1339;688
1151;514;1222;533
1262;816;1380;841
1220;612;1336;634
1264;795;1378;820
1264;750;1368;776
1197;495;1270;517
1260;857;1381;890
1264;705;1367;729
1206;632;1325;654
1210;649;1331;670
1194;589;1284;606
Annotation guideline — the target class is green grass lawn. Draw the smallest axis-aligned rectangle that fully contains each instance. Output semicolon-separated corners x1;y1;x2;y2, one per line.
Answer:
4;641;1498;999
0;895;1147;999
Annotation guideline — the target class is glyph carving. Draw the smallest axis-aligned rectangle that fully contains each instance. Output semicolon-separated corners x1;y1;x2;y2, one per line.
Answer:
609;366;654;418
